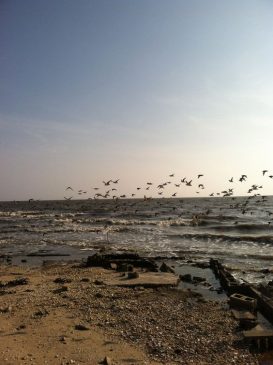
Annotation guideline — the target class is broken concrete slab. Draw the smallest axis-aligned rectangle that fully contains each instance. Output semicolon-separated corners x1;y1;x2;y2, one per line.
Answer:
231;309;257;329
230;293;257;313
231;309;256;321
104;272;179;288
86;253;158;271
243;324;273;351
243;324;273;338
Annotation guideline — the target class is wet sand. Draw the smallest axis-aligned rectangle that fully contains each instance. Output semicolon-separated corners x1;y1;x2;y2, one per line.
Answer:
0;261;258;365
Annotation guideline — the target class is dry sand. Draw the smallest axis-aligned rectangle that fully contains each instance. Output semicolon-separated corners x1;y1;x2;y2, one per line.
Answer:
0;261;259;365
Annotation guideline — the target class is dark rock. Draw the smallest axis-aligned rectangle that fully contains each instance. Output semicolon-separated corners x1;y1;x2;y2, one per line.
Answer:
116;263;128;272
159;262;175;273
86;253;111;269
101;356;112;365
127;272;139;279
33;308;49;317
16;324;26;330
95;292;103;298
180;274;192;282
94;280;104;285
80;278;90;282
86;252;158;271
75;324;90;331
3;277;29;287
54;277;72;284
53;286;68;294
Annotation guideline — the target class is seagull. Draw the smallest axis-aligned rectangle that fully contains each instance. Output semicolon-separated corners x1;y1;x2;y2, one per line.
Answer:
64;197;72;200
198;184;205;189
169;174;174;177
103;180;112;186
112;179;120;184
66;187;73;191
197;174;203;179
229;177;233;183
186;180;192;186
262;170;268;176
172;193;177;197
239;175;247;182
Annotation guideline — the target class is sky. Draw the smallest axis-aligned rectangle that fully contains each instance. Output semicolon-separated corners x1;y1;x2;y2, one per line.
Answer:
1;0;273;201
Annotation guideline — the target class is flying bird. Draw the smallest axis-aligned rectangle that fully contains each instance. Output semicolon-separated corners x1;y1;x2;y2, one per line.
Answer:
65;187;73;191
262;170;268;176
103;180;112;186
197;174;203;179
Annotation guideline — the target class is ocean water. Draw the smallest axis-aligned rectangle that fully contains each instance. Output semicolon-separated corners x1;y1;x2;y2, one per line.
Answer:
1;196;273;283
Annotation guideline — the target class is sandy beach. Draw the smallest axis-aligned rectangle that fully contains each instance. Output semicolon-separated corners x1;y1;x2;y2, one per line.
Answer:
0;259;259;365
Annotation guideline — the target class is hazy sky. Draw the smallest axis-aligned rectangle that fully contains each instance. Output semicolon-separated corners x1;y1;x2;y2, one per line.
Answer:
1;0;273;200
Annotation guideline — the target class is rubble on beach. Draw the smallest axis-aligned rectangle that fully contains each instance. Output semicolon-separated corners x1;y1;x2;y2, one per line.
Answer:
0;255;259;365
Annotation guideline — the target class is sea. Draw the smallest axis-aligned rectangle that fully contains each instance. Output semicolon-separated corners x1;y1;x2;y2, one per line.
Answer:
1;196;273;284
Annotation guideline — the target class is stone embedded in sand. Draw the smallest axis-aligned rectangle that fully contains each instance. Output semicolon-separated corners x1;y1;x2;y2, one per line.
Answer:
1;277;29;287
127;272;139;279
75;324;90;331
0;306;12;313
53;285;68;294
33;308;49;317
53;277;72;284
94;279;105;285
101;356;112;365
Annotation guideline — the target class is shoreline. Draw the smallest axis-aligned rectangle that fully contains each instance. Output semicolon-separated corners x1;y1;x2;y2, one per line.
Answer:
0;258;259;365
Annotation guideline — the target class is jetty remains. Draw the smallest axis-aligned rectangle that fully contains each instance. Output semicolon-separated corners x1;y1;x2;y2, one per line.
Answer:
210;259;273;350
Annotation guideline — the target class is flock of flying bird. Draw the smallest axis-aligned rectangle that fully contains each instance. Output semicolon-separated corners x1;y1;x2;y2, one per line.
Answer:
64;170;273;201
